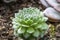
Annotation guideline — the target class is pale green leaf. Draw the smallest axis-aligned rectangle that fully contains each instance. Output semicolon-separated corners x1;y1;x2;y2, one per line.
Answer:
17;27;25;34
33;30;40;37
27;27;34;33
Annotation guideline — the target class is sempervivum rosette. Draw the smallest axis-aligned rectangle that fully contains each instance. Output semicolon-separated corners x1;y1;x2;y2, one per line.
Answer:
12;7;49;39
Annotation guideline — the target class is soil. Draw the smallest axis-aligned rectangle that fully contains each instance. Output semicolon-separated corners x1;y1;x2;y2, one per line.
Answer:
0;0;60;40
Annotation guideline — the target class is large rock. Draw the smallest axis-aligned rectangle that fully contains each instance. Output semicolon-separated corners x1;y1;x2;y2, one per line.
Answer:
40;0;50;7
43;7;60;22
56;0;60;3
46;0;60;12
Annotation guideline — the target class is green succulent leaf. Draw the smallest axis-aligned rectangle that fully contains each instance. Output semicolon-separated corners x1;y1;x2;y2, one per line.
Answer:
17;27;25;34
37;23;48;30
21;24;29;27
27;27;34;33
23;33;30;38
12;25;19;29
40;31;45;37
33;30;40;37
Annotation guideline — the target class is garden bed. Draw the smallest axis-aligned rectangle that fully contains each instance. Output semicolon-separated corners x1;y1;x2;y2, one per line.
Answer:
0;0;60;40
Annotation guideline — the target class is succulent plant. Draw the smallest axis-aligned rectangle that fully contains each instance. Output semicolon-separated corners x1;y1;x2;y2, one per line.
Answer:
12;7;49;40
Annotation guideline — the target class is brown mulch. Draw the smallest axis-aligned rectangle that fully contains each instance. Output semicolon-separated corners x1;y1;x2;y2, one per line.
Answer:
0;0;60;40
